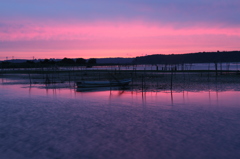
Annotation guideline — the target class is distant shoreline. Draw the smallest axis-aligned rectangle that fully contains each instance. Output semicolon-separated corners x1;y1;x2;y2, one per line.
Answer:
1;69;240;92
1;51;240;65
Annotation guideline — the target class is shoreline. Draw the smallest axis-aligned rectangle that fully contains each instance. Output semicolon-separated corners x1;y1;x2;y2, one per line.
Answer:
1;70;240;92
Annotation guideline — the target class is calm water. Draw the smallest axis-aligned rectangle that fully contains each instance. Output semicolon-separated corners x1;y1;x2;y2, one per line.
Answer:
0;82;240;159
3;62;240;72
80;63;240;71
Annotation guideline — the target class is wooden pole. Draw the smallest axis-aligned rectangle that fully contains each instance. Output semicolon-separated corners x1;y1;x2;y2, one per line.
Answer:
170;68;173;90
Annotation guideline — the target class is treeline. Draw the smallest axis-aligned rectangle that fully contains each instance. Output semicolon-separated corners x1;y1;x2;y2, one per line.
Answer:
1;51;240;68
0;57;97;69
134;51;240;64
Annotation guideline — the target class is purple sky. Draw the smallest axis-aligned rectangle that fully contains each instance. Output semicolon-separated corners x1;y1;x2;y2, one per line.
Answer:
1;0;240;60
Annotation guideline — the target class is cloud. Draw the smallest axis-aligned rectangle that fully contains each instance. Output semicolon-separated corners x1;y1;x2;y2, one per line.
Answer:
1;0;240;59
1;20;240;55
1;20;240;42
1;0;240;27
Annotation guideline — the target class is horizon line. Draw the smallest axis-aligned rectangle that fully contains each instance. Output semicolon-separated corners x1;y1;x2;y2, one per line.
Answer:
1;50;240;61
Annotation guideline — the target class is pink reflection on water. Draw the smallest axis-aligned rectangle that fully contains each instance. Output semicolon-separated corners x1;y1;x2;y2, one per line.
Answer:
75;89;240;108
1;83;239;108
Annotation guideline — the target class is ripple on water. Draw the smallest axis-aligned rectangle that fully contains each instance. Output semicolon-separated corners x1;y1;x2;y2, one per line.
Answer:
0;83;240;159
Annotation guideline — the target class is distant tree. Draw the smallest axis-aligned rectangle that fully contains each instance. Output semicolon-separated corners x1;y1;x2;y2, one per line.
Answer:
1;61;11;68
2;61;11;65
61;57;75;64
76;58;86;65
88;58;97;64
26;60;35;64
51;60;56;64
41;59;50;64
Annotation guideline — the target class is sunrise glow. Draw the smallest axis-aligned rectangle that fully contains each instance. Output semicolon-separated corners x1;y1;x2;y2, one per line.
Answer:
1;0;240;60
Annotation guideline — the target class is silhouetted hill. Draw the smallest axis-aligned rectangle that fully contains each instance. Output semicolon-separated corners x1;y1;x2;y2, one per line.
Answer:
1;51;240;66
1;59;28;63
134;51;240;64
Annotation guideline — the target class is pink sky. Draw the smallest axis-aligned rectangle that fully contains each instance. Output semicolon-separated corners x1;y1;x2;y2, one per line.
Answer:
1;20;240;60
1;0;240;60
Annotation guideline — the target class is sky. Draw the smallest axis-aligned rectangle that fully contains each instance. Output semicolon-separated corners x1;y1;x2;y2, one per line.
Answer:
1;0;240;60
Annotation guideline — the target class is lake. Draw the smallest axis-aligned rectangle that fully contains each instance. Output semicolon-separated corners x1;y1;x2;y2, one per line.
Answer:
79;62;240;71
0;80;240;159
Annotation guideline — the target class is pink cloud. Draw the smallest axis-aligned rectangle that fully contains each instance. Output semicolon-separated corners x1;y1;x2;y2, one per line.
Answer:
1;20;240;59
1;20;240;41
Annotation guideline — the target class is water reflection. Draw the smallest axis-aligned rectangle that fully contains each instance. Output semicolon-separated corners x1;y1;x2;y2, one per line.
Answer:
1;82;240;108
1;82;240;158
74;87;240;108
